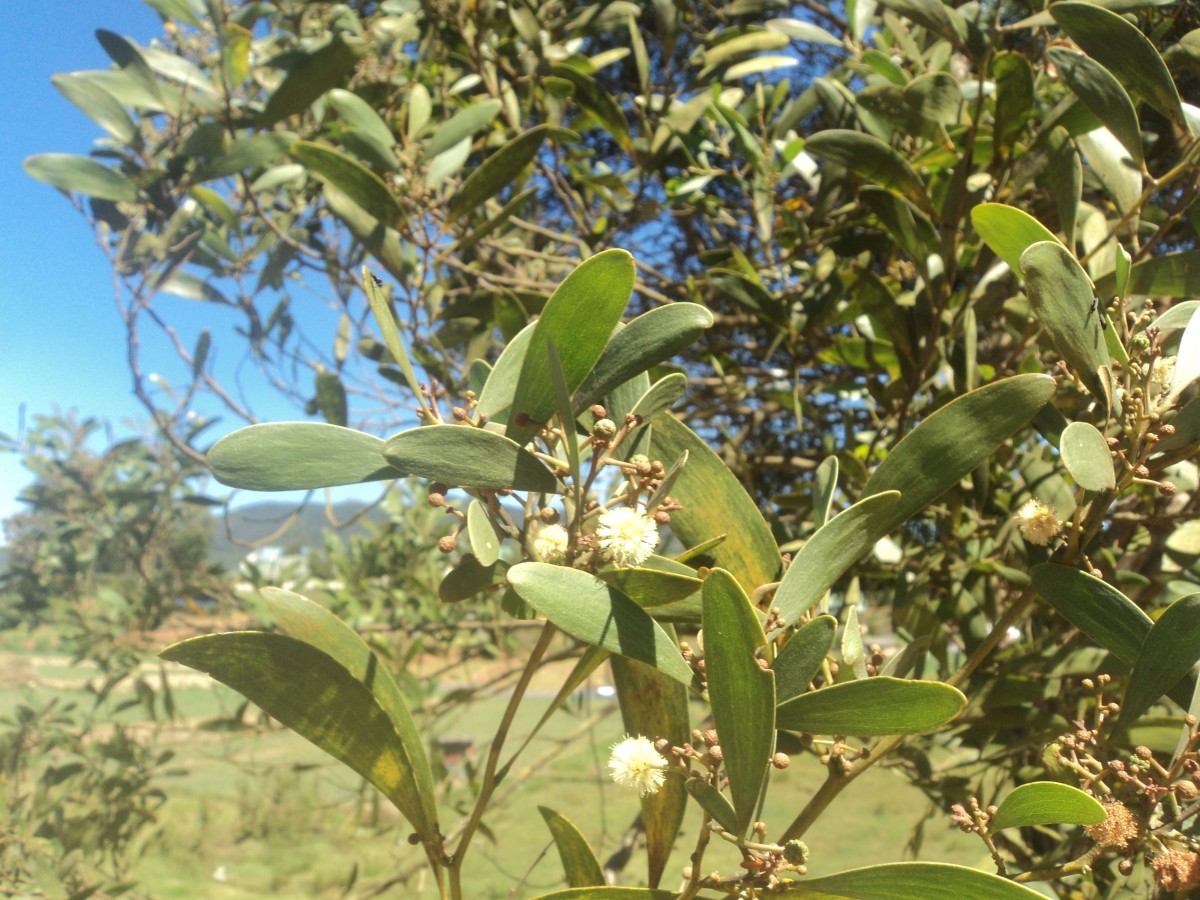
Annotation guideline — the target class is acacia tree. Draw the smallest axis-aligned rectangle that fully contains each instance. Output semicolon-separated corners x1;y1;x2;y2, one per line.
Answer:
26;0;1200;896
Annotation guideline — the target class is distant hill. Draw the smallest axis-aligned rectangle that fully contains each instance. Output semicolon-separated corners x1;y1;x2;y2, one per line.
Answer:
208;500;387;570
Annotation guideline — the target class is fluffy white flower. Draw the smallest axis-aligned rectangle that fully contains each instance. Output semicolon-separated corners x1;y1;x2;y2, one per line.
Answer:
608;735;667;796
1151;356;1176;397
595;507;659;567
1016;499;1061;546
531;523;570;564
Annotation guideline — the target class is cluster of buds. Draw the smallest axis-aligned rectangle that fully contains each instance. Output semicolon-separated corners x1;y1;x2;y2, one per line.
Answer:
950;797;996;834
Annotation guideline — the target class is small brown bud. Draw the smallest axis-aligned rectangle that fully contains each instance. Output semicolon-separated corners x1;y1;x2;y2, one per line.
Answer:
702;729;719;746
594;418;617;438
590;404;607;420
654;737;671;754
1160;481;1178;496
408;832;421;845
772;752;791;770
1135;745;1154;760
707;745;724;763
1106;436;1121;448
437;535;457;553
452;406;468;421
1118;859;1134;876
428;492;446;508
1160;423;1177;437
1175;780;1198;801
1134;464;1150;478
651;460;666;476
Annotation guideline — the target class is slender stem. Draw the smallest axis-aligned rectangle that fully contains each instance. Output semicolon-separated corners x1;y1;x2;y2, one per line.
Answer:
447;621;557;898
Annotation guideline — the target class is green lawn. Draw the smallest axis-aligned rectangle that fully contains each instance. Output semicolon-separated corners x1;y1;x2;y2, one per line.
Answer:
2;650;985;898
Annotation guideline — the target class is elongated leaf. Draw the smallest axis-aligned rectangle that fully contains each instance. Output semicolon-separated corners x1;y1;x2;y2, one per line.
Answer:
990;782;1105;831
549;64;632;152
505;250;636;446
328;88;395;150
258;588;439;843
530;889;676;900
863;375;1056;533
773;492;901;628
1076;126;1142;215
685;777;740;834
1009;0;1176;29
1169;310;1200;404
1045;128;1082;247
767;18;842;46
467;500;502;566
1048;48;1143;165
208;422;398;490
630;374;688;424
774;615;837;704
293;141;401;228
203;133;296;179
611;650;689;887
813;457;838;530
1021;241;1112;409
508;563;692;684
573;304;713;416
773;862;1048;898
1032;564;1150;668
447;124;569;224
160;633;434;836
652;414;782;590
599;567;702;609
702;569;775;835
382;425;559;493
24;154;138;202
52;73;137;144
1094;250;1200;299
1122;595;1200;726
546;338;583;491
314;370;347;426
259;33;366;127
476;321;536;420
1050;2;1184;125
1060;422;1116;491
539;807;605;888
776;676;965;736
805;130;932;212
971;203;1060;274
426;98;503;157
362;268;427;414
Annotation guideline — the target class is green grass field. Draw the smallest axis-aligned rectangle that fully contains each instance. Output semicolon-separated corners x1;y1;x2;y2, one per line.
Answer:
1;647;986;898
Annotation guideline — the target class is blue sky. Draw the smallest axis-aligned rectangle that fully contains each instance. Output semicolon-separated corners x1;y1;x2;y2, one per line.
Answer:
0;2;365;530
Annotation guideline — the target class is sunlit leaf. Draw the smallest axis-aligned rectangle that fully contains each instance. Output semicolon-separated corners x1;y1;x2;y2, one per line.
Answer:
259;33;366;127
447;124;572;224
776;676;965;736
805;129;932;213
208;422;398;491
773;862;1049;897
971;203;1060;274
863;375;1056;532
773;492;901;627
52;73;138;144
773;615;837;704
382;425;559;493
24;154;138;202
685;777;739;834
539;807;605;888
1048;48;1143;166
293;141;401;228
1020;242;1112;410
426;98;503;157
1060;421;1116;492
702;568;775;835
1122;594;1200;727
508;563;693;684
990;782;1105;831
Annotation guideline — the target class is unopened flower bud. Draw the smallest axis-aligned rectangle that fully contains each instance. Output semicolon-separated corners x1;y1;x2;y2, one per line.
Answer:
591;404;608;420
594;418;618;438
772;752;790;769
1161;423;1177;437
784;840;809;864
1134;464;1150;478
452;406;468;421
438;535;457;553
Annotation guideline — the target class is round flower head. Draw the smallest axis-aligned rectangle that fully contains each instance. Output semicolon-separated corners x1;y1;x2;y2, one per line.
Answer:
608;735;667;796
595;506;659;567
1015;499;1061;546
1151;356;1176;400
531;522;570;564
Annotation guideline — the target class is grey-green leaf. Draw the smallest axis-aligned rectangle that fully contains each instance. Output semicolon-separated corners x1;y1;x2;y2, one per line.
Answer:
773;615;837;704
1122;594;1200;727
467;500;502;566
652;414;782;590
702;568;775;835
1050;2;1184;126
293;141;401;228
862;375;1057;533
426;98;503;157
572;303;714;416
990;782;1105;831
24;154;138;202
805;129;932;213
1048;47;1143;166
381;425;559;493
539;807;606;888
1060;422;1116;492
685;777;740;834
447;124;571;224
776;676;966;736
259;33;366;127
52;73;138;144
773;492;901;627
1021;241;1112;410
258;588;439;844
207;423;398;491
971;203;1061;274
160;633;436;841
505;249;636;446
772;862;1049;898
507;563;692;684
